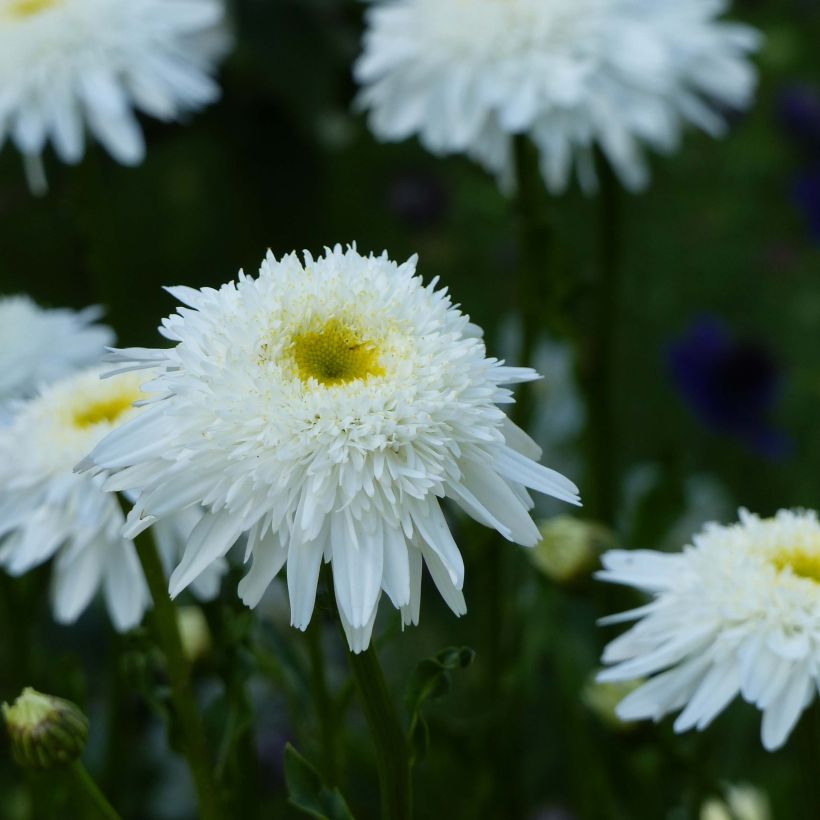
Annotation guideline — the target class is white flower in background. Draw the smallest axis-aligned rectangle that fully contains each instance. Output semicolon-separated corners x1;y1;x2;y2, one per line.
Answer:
355;0;760;193
0;296;113;405
0;366;223;631
0;368;148;630
0;0;229;186
81;245;580;652
598;509;820;751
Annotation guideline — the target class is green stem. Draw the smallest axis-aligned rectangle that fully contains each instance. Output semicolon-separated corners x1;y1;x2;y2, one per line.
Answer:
70;761;122;820
306;620;338;786
327;588;411;820
511;134;553;426
581;153;622;525
135;533;223;820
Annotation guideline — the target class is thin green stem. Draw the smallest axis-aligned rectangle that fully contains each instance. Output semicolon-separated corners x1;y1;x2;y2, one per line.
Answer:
581;153;622;525
70;761;122;820
326;584;411;820
306;620;338;785
134;532;223;820
512;134;553;426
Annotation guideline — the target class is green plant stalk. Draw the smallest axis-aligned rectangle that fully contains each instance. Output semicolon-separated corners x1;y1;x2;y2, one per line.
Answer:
511;134;554;426
326;586;411;820
70;760;122;820
306;620;339;786
582;153;622;525
135;532;223;820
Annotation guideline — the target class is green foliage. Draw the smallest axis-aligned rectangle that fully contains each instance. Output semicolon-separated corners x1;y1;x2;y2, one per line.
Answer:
284;743;356;820
405;646;475;766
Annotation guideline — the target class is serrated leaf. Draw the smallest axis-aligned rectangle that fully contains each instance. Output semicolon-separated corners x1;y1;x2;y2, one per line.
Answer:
284;743;356;820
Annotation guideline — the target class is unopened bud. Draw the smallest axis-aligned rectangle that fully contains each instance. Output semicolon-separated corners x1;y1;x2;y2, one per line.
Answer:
2;688;88;770
532;516;613;583
582;676;643;731
700;799;733;820
177;606;212;663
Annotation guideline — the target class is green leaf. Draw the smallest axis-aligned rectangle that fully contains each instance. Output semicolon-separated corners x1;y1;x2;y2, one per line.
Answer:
405;646;475;766
283;743;356;820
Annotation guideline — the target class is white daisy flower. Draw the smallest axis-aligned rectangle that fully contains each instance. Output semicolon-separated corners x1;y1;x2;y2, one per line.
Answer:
0;366;223;631
0;0;228;181
81;245;581;652
0;295;113;405
355;0;760;193
598;509;820;751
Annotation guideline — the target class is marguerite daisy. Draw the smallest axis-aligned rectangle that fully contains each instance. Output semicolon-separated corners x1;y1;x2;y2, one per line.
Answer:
355;0;760;193
0;296;113;405
81;245;580;651
0;0;228;182
598;509;820;750
0;366;222;631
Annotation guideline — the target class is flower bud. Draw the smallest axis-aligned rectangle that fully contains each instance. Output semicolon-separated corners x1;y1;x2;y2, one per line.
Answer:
2;688;88;770
532;516;613;583
177;606;212;663
700;798;733;820
582;676;643;731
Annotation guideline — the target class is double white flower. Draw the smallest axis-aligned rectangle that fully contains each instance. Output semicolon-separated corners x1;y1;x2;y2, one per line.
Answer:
82;245;580;651
600;509;820;750
356;0;760;193
0;0;228;172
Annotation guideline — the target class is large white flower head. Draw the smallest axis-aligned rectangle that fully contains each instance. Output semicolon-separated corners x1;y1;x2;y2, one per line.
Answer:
0;366;222;631
0;0;228;172
0;296;113;405
82;245;581;651
598;509;820;751
355;0;761;193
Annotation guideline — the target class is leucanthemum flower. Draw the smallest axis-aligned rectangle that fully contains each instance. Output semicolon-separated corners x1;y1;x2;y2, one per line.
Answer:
0;0;228;187
81;245;580;652
0;366;222;631
0;296;113;405
355;0;760;193
598;509;820;750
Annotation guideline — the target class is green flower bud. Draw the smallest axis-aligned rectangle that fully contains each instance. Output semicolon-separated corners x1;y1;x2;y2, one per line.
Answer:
177;606;212;663
2;688;88;770
582;676;643;731
532;516;613;583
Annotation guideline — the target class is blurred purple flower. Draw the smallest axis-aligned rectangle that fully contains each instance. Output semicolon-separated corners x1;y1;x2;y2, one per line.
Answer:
793;165;820;241
778;85;820;153
667;317;790;459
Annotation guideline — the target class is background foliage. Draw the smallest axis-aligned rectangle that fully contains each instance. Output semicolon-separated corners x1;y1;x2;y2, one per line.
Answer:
1;1;819;818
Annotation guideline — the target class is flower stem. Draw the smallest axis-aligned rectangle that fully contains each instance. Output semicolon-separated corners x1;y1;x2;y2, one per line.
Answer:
306;620;338;785
512;134;554;424
326;587;411;820
135;533;223;820
581;152;622;524
70;761;122;820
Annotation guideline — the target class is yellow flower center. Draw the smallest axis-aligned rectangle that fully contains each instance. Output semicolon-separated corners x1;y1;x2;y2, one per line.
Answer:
291;319;384;387
72;391;139;429
5;0;60;18
771;547;820;584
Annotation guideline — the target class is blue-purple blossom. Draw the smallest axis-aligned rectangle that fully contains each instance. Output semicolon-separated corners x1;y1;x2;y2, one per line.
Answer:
666;317;789;458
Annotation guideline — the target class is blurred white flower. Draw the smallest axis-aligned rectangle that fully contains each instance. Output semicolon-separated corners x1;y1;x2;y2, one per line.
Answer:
0;367;223;631
598;508;820;750
81;245;580;652
0;368;148;630
0;0;229;183
699;784;770;820
0;296;113;406
355;0;760;193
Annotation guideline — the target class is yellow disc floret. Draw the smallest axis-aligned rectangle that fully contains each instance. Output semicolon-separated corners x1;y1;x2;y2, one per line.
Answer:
291;318;384;387
72;390;140;429
5;0;60;19
771;546;820;585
